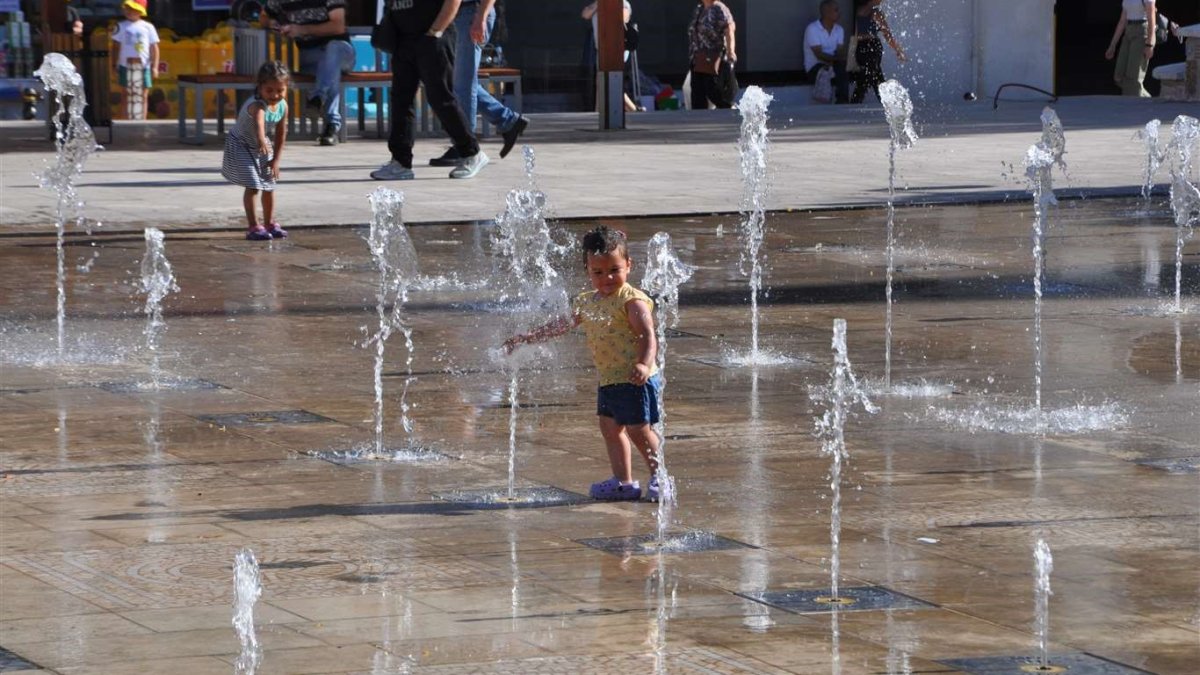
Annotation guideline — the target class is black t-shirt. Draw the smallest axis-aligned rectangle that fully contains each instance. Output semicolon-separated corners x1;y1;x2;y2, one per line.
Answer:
386;0;444;37
265;0;350;48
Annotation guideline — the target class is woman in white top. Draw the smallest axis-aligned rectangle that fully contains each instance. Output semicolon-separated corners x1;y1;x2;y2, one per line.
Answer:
1105;0;1157;97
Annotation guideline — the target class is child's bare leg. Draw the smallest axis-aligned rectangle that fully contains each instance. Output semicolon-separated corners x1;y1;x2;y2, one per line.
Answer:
625;423;661;475
598;415;634;483
243;189;259;228
262;189;274;226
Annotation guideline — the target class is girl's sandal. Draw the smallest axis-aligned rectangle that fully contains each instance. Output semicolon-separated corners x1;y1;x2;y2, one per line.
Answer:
266;222;288;239
245;225;272;241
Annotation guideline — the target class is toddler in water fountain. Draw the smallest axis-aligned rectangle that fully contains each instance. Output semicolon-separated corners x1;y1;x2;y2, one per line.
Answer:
221;61;290;241
504;226;663;501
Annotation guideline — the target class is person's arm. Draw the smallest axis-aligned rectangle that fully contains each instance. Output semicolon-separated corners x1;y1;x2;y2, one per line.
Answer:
582;2;597;20
428;0;463;36
270;113;287;179
1144;2;1157;58
876;10;905;62
504;314;581;352
471;0;497;45
625;299;657;385
1106;8;1128;59
723;6;736;62
149;42;160;77
252;104;272;158
280;7;347;39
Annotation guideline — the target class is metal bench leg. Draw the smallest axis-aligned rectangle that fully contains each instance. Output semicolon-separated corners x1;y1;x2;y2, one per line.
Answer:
217;89;226;137
177;85;186;141
194;84;205;143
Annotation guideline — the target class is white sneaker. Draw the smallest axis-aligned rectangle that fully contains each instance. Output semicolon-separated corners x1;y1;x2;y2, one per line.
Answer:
370;160;414;181
449;150;489;179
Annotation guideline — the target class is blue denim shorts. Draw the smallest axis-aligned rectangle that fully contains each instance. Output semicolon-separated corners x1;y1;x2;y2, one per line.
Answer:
597;373;663;426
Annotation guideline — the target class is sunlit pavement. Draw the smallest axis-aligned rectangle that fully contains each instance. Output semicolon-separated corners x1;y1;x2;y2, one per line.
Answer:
1;97;1198;673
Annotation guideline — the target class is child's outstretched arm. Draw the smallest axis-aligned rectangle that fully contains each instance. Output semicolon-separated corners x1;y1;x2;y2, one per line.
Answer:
625;299;657;385
504;314;580;353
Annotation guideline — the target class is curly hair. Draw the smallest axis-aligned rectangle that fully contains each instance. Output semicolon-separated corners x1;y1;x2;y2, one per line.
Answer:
256;60;290;87
580;225;628;263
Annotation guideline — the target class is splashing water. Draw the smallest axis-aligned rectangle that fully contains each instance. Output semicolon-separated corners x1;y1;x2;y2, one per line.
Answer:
1137;119;1164;201
1167;116;1199;314
139;228;178;389
1033;537;1054;670
879;80;918;390
737;86;773;362
366;188;420;455
812;320;878;599
492;178;571;497
522;145;537;188
233;547;263;674
34;54;100;361
924;400;1129;435
642;232;694;543
1024;108;1066;415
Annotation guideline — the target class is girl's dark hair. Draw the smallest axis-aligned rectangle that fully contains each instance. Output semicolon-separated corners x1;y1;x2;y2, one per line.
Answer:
581;225;628;262
256;60;290;86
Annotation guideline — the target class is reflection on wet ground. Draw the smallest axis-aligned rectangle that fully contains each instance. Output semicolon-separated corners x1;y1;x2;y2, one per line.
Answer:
0;198;1197;673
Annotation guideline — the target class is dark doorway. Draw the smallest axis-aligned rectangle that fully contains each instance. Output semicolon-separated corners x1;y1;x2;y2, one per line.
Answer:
1056;0;1197;96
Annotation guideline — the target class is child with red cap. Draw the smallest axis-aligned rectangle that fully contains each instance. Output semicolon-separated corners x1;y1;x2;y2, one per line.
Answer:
111;0;159;120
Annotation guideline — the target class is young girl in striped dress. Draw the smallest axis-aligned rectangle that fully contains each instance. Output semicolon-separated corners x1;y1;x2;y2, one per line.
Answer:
222;61;290;240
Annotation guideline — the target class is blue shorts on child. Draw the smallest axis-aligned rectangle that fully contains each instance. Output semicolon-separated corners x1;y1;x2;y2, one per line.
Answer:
596;373;663;426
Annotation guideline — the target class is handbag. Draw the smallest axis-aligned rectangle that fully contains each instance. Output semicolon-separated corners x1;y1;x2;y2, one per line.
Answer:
691;51;720;75
371;12;398;53
716;58;738;104
846;35;860;73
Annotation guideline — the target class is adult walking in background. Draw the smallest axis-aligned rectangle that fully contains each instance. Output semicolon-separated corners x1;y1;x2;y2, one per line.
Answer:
687;0;737;110
803;0;849;104
370;0;488;181
429;0;528;167
850;0;905;104
264;0;355;146
1106;0;1157;97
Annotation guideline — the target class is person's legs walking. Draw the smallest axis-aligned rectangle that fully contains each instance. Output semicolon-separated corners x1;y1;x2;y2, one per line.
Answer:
598;416;634;484
314;41;355;143
690;71;710;110
416;34;487;178
374;45;420;180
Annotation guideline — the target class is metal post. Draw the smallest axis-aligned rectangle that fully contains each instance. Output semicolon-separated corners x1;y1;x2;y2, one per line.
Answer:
597;0;624;130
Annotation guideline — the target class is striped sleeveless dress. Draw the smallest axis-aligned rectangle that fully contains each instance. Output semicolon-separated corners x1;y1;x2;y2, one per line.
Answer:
221;96;287;191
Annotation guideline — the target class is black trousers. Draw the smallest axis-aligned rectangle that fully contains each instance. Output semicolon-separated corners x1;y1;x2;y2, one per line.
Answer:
850;36;884;104
806;62;849;104
387;34;479;168
690;71;733;110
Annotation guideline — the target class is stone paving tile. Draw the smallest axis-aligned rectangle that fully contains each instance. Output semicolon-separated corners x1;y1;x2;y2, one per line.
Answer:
1;198;1198;673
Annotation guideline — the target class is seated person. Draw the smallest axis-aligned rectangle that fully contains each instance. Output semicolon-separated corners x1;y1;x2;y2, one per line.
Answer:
802;0;849;104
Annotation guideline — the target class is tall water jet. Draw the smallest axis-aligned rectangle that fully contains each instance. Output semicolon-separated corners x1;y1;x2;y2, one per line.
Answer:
1033;537;1054;671
366;187;420;456
1137;119;1164;201
34;53;99;360
139;228;178;389
492;178;571;500
737;86;773;362
1023;108;1067;414
1167;115;1199;314
813;319;877;600
879;80;918;389
642;232;694;542
232;547;263;675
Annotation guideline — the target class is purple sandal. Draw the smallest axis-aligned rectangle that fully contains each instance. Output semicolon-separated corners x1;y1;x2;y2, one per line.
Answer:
266;222;288;239
245;225;271;241
589;476;641;501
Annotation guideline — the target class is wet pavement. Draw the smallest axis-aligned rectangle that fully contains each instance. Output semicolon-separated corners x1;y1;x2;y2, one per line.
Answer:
1;197;1198;673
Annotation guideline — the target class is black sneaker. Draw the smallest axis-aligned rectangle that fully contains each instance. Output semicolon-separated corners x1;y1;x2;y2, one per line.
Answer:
318;124;339;146
428;147;461;167
499;116;528;159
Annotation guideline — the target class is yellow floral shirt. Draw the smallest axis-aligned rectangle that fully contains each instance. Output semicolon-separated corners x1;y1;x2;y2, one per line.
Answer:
572;283;658;386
